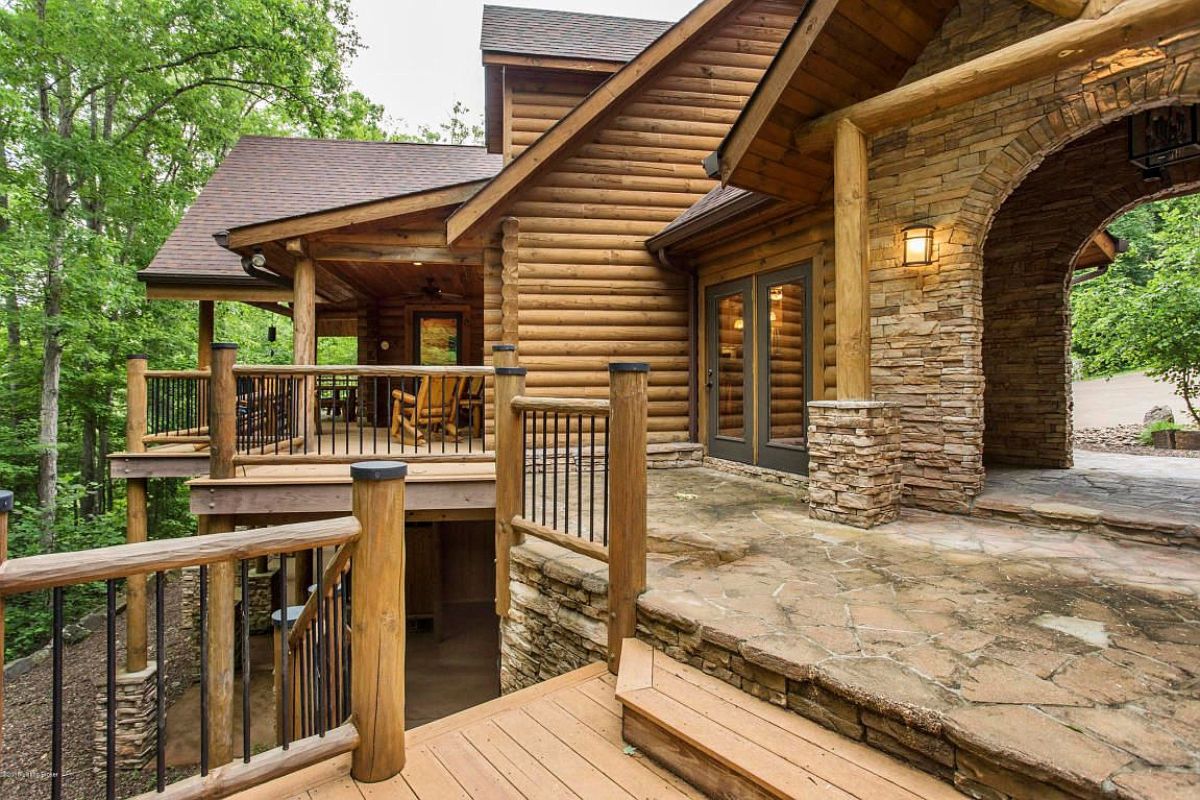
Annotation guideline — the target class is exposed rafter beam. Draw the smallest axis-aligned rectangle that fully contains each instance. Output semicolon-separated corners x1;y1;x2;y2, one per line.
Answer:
783;0;1200;157
224;180;490;249
1023;0;1087;18
310;244;483;266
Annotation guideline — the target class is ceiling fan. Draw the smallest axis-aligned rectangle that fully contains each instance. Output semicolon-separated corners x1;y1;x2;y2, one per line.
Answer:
398;277;465;301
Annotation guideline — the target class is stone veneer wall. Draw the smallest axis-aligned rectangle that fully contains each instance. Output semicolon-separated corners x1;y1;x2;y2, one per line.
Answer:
863;0;1200;511
982;121;1200;467
500;540;609;692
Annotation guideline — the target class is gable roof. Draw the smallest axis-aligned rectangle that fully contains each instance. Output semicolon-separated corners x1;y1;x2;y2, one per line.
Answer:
141;137;502;285
480;5;672;63
450;0;755;245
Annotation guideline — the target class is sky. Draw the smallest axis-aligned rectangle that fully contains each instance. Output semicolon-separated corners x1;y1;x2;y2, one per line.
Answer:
346;0;699;134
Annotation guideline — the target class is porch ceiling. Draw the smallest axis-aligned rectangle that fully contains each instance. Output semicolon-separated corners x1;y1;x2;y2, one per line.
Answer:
711;0;959;200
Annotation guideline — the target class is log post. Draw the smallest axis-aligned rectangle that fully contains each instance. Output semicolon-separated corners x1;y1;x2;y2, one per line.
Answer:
126;356;150;672
198;301;215;371
350;461;408;783
834;118;871;400
206;343;238;766
493;359;526;618
0;489;11;758
606;363;649;674
293;254;317;448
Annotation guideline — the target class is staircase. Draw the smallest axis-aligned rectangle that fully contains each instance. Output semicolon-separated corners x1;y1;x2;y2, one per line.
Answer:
615;640;965;800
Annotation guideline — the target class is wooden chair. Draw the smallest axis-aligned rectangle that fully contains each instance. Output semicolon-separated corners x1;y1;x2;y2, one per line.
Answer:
390;375;463;444
457;376;485;438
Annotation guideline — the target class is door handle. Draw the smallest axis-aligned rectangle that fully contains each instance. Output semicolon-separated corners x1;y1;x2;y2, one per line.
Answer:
705;368;714;389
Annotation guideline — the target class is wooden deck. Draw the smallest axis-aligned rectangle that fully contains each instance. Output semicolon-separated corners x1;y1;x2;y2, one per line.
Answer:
188;460;496;519
245;663;705;800
240;644;965;800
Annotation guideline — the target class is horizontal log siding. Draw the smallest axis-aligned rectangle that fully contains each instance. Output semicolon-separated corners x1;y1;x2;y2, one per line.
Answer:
508;72;605;161
502;0;805;444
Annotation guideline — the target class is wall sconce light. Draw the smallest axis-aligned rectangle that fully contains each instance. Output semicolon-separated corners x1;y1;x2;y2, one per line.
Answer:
902;224;935;267
733;318;744;331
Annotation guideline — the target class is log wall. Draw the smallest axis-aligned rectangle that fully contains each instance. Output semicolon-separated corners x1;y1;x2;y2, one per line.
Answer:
497;0;806;444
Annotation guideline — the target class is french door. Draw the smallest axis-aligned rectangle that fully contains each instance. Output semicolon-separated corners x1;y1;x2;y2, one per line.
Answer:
705;263;812;474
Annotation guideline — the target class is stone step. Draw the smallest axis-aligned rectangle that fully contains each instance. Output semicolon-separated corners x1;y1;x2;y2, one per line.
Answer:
614;639;964;800
971;491;1200;550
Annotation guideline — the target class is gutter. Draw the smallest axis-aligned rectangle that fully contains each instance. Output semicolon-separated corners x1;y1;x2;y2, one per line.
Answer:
646;190;774;254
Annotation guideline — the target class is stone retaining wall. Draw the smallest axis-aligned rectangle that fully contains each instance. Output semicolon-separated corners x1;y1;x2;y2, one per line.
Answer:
500;540;609;693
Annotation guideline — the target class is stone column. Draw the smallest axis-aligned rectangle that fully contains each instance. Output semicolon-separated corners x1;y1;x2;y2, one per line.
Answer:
807;401;902;528
94;662;157;770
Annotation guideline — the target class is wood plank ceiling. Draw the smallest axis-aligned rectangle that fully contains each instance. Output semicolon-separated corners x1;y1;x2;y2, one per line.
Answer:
723;0;959;201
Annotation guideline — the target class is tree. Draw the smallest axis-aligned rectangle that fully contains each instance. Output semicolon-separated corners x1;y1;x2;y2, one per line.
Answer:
0;0;363;543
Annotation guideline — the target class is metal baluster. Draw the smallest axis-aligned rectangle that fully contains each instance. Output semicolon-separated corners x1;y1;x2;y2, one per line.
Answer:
577;414;584;540
280;555;291;749
240;560;251;763
541;411;548;525
315;547;327;736
553;412;560;531
155;571;167;791
105;579;117;800
52;587;63;800
603;439;610;547
590;416;596;543
199;564;209;775
523;411;530;519
564;412;571;535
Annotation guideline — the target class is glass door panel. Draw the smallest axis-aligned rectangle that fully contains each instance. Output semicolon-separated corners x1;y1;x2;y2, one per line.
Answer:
705;278;753;463
756;264;811;473
413;312;463;366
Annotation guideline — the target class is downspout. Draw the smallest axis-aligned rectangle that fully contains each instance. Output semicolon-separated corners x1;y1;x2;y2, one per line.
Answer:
654;246;700;444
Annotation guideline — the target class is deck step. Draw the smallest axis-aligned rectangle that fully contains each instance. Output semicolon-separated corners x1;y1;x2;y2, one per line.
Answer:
615;640;965;800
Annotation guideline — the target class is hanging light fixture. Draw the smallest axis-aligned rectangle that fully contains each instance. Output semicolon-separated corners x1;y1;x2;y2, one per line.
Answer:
902;224;935;267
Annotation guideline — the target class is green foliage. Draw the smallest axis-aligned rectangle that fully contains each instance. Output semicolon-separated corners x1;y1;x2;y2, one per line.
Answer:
1139;419;1189;445
1071;195;1200;422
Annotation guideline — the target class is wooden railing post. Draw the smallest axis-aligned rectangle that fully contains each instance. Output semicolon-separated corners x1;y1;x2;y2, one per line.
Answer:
350;461;408;783
493;360;526;618
126;356;150;673
607;363;649;674
206;343;238;766
210;344;237;481
0;489;11;759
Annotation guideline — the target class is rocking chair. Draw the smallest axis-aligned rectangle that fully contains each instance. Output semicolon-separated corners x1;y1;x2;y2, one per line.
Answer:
390;375;463;444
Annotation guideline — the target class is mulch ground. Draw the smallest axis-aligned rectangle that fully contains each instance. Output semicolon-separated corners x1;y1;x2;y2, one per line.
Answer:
1;576;197;800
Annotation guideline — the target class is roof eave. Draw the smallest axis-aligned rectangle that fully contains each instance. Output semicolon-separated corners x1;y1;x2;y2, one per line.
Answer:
647;192;775;254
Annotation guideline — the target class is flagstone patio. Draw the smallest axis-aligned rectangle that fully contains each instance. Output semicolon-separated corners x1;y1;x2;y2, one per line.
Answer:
972;450;1200;548
626;467;1200;798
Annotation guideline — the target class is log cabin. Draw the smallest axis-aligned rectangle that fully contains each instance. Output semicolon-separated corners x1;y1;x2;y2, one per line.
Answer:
5;1;1198;799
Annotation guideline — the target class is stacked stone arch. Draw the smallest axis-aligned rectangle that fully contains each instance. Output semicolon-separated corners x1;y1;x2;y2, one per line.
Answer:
866;24;1200;512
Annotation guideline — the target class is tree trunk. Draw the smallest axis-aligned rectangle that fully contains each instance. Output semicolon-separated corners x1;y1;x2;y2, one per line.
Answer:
80;407;97;518
37;223;64;546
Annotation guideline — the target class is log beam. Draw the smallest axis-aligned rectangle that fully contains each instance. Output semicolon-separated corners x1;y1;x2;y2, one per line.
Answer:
310;244;482;266
125;356;150;673
833;119;871;400
786;0;1200;155
1024;0;1087;18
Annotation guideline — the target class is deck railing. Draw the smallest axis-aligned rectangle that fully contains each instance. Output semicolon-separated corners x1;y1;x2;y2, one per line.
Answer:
493;358;649;672
127;356;211;449
219;358;492;468
0;463;413;799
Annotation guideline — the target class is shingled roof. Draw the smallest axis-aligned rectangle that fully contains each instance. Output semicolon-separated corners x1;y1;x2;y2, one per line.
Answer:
141;137;502;286
480;5;672;63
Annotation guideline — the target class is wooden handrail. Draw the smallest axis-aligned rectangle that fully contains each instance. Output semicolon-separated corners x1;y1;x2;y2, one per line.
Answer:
233;364;493;377
0;516;361;596
512;516;608;563
511;395;611;417
288;540;356;648
145;369;211;379
127;722;358;800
